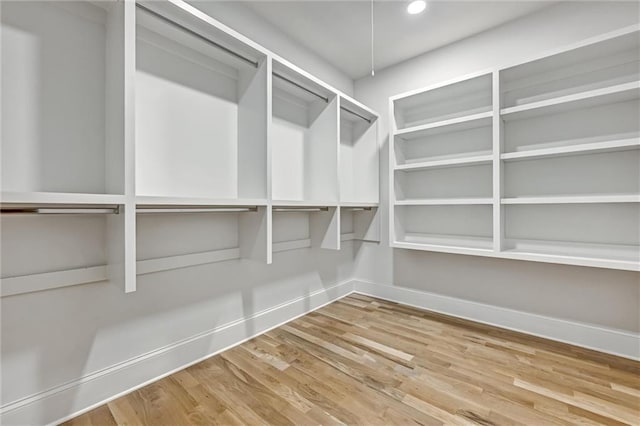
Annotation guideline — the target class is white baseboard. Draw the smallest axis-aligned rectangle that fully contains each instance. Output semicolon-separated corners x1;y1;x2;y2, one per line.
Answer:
353;280;640;361
0;280;355;426
4;278;637;425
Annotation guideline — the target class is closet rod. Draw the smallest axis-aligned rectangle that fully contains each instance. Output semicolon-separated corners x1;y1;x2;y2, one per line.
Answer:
273;72;329;102
344;207;373;211
136;4;371;124
136;3;259;68
340;107;373;124
273;73;372;124
1;207;120;215
137;207;257;214
273;207;329;212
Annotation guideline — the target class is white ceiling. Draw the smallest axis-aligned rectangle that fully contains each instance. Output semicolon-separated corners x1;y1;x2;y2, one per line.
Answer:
241;0;555;79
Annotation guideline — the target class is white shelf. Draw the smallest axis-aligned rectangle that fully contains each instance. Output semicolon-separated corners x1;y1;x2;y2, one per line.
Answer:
501;137;640;161
502;239;639;271
390;27;640;271
0;191;126;206
396;198;493;206
501;81;640;120
1;0;381;298
394;233;494;252
272;200;339;208
502;195;640;204
340;202;379;208
395;154;493;171
394;111;493;136
135;195;267;207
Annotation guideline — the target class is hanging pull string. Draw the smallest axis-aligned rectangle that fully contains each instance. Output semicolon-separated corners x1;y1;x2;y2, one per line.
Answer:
371;0;375;76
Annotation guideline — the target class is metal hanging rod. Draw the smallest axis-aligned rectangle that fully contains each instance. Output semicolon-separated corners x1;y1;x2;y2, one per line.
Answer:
137;207;257;214
273;72;329;102
136;4;371;124
273;73;372;123
136;3;259;68
340;107;373;123
273;207;329;212
344;207;373;211
1;207;120;215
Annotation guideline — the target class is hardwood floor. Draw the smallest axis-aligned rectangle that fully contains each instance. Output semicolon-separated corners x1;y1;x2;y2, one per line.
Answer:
64;295;640;426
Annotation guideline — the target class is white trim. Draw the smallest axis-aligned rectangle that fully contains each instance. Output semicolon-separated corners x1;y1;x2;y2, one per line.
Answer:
4;279;638;425
353;280;640;361
0;266;108;297
1;249;243;298
272;239;312;252
0;280;356;426
136;248;241;274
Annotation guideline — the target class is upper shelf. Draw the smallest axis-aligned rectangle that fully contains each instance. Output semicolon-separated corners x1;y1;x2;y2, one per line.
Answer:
0;191;126;206
135;195;268;208
501;81;640;120
501;137;640;161
394;111;492;137
393;73;493;131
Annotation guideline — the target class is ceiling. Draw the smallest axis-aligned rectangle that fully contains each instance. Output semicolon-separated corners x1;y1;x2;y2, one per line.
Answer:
241;0;555;79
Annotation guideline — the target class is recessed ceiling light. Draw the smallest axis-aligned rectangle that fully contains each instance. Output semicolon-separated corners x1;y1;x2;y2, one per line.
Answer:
407;0;426;15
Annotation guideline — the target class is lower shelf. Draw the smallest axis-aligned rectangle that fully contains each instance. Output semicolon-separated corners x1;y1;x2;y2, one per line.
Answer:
396;233;494;252
392;237;639;271
502;239;639;269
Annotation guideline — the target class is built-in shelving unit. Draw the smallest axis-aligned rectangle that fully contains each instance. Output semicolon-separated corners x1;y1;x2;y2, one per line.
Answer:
0;0;380;297
390;25;640;271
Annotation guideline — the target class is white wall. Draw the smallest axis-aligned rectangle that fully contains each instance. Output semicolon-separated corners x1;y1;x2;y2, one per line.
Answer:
354;1;640;332
0;3;357;423
3;2;640;423
187;0;354;96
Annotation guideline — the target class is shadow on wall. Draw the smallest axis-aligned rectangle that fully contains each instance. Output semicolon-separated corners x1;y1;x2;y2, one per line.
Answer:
0;243;355;419
392;248;640;332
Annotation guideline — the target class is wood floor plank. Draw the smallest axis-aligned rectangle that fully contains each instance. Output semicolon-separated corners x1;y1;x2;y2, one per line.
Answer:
64;295;640;426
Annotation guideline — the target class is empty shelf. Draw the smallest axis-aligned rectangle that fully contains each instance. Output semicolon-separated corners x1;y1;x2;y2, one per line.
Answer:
502;195;640;204
395;111;493;136
396;154;493;171
501;81;640;120
501;137;640;161
0;191;126;206
396;198;494;206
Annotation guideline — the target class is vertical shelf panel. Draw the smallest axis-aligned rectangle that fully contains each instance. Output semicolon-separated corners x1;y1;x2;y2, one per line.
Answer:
238;59;269;199
492;70;503;252
390;26;640;271
106;0;136;293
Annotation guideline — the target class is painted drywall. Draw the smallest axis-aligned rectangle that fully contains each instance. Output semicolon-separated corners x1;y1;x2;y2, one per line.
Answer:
186;0;354;96
0;4;358;419
353;0;640;333
0;246;357;409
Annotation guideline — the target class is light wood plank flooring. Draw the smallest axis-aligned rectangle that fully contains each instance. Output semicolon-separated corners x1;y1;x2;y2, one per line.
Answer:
64;294;640;425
